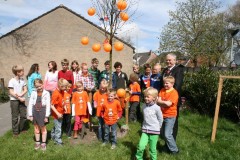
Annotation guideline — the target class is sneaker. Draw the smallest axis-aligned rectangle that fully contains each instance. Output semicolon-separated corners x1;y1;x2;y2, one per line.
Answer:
111;144;116;149
101;143;106;147
41;143;46;151
56;142;64;146
35;143;41;150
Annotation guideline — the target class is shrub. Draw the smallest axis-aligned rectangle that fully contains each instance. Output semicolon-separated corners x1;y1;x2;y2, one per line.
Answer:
182;67;240;122
0;88;9;103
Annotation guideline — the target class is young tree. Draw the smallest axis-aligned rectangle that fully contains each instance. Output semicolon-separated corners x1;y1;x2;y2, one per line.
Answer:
89;0;138;87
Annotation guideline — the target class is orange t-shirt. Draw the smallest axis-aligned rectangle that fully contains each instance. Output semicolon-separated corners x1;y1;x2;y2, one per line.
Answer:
51;89;64;119
93;91;108;117
63;91;71;114
158;88;178;118
102;99;122;125
129;82;141;102
72;91;89;116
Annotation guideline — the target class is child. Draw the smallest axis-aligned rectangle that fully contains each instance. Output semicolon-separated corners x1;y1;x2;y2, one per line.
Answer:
135;87;163;160
93;79;108;141
72;81;92;139
27;63;42;97
28;79;51;151
88;58;100;90
51;78;69;145
43;61;58;96
139;63;151;91
128;73;141;122
112;62;128;109
71;60;80;86
99;60;112;84
150;63;162;92
158;76;179;154
63;83;72;137
8;65;28;136
101;89;122;149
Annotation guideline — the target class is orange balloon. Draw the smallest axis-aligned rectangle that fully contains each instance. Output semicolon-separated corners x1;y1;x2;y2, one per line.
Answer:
114;41;124;51
81;37;89;45
120;12;129;21
117;88;126;98
103;43;112;52
92;43;101;52
88;8;96;16
117;0;127;10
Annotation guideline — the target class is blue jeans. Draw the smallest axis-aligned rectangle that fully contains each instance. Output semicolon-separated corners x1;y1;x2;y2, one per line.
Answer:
104;123;117;145
51;118;63;144
162;117;178;152
98;117;104;141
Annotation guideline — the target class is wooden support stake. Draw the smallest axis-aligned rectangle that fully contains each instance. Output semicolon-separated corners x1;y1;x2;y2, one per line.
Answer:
211;76;223;143
125;91;130;125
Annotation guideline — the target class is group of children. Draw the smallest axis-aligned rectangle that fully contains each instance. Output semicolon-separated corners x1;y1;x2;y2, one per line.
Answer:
8;56;179;159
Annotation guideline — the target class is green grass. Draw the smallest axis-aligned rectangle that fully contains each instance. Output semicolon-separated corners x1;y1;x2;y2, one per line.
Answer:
0;110;239;160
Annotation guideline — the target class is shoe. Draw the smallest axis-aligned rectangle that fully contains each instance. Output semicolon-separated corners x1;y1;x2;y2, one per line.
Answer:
35;143;41;150
170;150;179;155
41;143;46;151
101;143;106;147
55;142;64;146
111;144;116;149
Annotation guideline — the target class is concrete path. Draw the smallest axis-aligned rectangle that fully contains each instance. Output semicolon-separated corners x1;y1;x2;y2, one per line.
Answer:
0;102;11;136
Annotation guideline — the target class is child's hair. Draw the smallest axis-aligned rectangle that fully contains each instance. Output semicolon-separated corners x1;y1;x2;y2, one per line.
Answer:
61;59;69;65
163;76;175;84
27;63;39;79
34;79;43;85
71;60;80;72
58;78;69;87
144;63;151;70
100;79;109;88
12;65;24;75
75;81;83;87
91;58;99;64
154;63;161;70
81;62;87;69
67;83;72;88
144;87;158;100
104;60;110;65
114;62;122;68
108;89;116;95
48;61;57;73
133;64;139;70
129;73;139;82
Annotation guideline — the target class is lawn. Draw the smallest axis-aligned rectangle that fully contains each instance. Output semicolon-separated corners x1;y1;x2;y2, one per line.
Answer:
0;110;239;160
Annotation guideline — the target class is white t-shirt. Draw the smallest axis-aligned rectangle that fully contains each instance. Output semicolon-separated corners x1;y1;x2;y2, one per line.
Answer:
8;77;27;100
43;70;58;91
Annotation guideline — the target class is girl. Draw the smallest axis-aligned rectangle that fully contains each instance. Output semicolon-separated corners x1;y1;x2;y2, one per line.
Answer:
43;61;58;96
128;73;141;122
28;79;51;151
93;79;108;141
71;81;92;139
27;63;42;97
71;60;80;86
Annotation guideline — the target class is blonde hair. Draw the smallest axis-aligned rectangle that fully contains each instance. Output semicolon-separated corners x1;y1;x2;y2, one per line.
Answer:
12;65;24;75
108;89;116;95
100;79;109;88
144;87;158;99
61;59;69;65
154;63;161;70
34;79;43;86
75;81;83;87
129;73;139;82
133;64;139;70
58;78;69;87
163;76;175;84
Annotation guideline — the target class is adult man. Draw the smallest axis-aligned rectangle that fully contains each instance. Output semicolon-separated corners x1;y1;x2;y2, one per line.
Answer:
160;53;184;141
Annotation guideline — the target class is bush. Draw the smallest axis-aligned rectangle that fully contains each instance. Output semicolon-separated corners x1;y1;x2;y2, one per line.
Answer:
0;88;9;103
182;67;240;122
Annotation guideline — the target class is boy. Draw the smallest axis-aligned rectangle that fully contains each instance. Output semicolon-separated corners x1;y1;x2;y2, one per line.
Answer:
51;78;69;145
58;59;74;137
101;89;122;149
88;58;100;90
150;63;162;92
158;76;179;154
139;63;151;91
99;60;111;84
8;65;28;136
135;87;163;160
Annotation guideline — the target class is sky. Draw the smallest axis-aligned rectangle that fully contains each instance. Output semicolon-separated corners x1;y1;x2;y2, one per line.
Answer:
0;0;238;53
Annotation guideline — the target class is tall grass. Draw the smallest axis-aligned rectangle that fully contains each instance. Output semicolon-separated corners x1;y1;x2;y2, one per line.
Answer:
0;110;239;160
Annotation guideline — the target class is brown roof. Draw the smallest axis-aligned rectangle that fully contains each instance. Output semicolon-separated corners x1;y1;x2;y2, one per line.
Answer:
133;51;151;66
0;5;135;50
